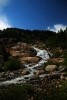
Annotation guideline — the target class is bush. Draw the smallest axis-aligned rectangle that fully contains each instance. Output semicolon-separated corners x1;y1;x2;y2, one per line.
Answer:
0;46;10;61
3;58;21;71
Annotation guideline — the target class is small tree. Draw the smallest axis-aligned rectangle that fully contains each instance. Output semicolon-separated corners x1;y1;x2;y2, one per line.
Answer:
0;46;10;61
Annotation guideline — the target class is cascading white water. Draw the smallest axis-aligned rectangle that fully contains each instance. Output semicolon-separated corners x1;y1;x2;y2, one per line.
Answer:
0;47;49;85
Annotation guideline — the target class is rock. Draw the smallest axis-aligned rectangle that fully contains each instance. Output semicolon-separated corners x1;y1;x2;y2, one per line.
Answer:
45;65;57;72
28;96;34;100
20;56;41;64
35;70;45;75
65;77;67;80
61;72;67;77
30;75;39;80
29;47;37;56
18;43;37;56
22;69;30;75
60;75;65;80
49;58;64;63
10;72;15;76
6;75;14;80
21;43;30;50
10;43;37;57
48;73;60;79
59;67;67;73
11;52;30;57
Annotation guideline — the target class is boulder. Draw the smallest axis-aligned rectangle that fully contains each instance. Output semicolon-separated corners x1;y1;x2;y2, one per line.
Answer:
49;58;64;63
30;75;39;80
29;47;37;56
22;69;30;75
60;75;65;80
11;52;30;57
48;73;60;79
45;65;57;72
35;70;45;75
20;56;41;64
10;43;37;57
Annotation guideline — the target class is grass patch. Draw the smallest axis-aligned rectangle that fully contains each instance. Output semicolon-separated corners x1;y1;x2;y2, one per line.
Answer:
0;80;67;100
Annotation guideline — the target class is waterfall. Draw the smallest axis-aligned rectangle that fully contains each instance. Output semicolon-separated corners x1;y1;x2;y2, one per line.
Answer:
0;47;49;85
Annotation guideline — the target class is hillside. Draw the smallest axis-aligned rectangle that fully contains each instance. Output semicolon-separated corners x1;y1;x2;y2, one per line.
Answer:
0;28;67;100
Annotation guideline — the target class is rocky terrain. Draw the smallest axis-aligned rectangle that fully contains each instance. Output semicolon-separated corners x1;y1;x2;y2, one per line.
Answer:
0;42;67;100
0;42;67;86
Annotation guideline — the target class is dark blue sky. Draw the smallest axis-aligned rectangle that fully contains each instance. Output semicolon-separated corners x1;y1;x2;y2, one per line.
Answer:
0;0;67;31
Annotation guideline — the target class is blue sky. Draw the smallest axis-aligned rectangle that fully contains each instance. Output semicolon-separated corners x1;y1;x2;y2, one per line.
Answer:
0;0;67;32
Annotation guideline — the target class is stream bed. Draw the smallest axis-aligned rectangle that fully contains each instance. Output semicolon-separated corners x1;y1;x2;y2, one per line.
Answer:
0;47;50;85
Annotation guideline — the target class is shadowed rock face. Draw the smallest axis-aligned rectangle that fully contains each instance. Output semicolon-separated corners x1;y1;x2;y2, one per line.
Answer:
9;43;38;64
10;43;37;58
18;43;37;56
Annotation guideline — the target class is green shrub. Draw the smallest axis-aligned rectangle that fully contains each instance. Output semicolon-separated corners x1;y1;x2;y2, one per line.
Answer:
3;58;21;71
0;46;10;61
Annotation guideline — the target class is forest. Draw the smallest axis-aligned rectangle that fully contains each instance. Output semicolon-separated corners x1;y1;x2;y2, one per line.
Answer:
0;28;67;49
